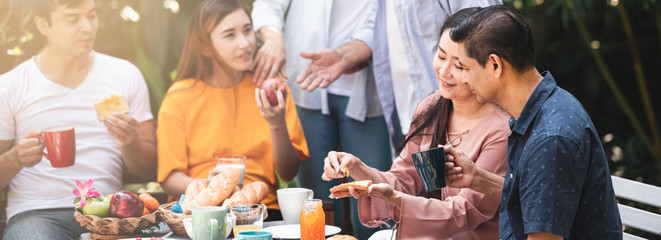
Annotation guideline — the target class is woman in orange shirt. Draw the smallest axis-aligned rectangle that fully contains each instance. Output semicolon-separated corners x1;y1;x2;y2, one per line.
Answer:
156;0;308;219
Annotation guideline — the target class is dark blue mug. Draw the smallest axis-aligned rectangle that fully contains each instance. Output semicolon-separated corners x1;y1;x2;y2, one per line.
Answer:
411;147;446;191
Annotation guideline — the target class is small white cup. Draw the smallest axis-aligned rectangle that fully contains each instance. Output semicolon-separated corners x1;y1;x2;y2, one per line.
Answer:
276;188;313;224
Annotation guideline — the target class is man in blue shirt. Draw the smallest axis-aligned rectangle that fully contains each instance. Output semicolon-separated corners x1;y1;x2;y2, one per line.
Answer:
443;5;622;239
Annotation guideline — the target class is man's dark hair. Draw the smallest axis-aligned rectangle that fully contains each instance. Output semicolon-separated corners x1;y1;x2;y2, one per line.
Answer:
450;5;535;72
32;0;85;24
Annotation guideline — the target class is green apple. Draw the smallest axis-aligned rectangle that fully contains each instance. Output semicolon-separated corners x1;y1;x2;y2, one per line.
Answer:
83;196;111;218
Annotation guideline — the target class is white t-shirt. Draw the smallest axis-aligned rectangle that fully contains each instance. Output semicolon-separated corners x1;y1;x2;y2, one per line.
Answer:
0;51;153;221
326;0;371;97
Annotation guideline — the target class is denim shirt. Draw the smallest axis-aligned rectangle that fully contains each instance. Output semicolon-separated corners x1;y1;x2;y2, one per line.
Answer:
499;72;622;239
252;0;383;122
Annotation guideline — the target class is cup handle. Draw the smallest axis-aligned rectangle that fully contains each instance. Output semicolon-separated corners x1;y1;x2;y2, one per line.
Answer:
260;203;269;220
209;219;219;240
307;189;314;199
31;135;49;160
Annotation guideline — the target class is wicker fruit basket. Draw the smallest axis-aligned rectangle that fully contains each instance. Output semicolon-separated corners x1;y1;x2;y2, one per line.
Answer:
73;209;159;236
157;201;191;238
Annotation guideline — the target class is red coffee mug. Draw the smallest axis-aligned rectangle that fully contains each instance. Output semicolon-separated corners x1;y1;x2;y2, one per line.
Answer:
38;126;76;168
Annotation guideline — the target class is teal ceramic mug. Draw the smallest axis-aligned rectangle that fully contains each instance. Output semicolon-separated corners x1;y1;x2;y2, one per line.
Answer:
192;206;227;240
235;230;272;240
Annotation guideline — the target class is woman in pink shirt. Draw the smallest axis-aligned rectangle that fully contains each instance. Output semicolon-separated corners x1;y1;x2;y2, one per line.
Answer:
322;8;510;239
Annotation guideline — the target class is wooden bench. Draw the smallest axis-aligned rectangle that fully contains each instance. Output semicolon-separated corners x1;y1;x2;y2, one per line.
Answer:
611;175;661;239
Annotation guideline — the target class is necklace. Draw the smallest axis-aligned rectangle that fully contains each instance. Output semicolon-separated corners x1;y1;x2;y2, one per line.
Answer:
446;129;469;147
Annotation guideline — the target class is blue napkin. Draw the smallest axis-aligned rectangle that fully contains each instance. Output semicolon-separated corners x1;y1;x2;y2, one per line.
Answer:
170;194;185;213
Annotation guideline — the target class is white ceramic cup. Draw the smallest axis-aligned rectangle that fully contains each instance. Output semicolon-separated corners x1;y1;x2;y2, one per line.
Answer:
184;215;235;239
276;188;313;224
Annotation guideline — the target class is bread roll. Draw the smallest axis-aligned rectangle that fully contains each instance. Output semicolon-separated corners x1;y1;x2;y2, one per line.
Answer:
221;181;269;208
327;234;358;240
183;168;241;214
182;179;207;212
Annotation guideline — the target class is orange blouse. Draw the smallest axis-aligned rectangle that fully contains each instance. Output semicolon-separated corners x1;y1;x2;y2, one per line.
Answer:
157;73;309;209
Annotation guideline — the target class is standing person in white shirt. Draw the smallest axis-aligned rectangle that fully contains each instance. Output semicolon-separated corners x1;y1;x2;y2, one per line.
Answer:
252;1;392;239
0;0;157;239
257;0;501;151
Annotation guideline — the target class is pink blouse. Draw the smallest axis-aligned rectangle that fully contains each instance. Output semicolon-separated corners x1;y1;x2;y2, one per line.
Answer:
358;91;511;239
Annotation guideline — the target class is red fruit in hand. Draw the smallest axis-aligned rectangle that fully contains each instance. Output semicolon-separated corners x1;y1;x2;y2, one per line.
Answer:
109;190;144;218
259;78;288;106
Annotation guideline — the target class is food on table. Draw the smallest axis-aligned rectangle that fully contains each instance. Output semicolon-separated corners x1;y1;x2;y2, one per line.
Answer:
94;94;129;121
233;224;262;234
181;179;207;212
327;234;358;240
142;206;150;216
259;78;288;106
139;192;160;212
82;196;111;218
221;181;269;208
182;168;241;214
329;180;372;193
109;190;145;218
300;199;324;240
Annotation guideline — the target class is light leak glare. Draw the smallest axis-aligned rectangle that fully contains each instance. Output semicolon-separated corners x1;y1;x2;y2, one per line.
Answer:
535;0;544;5
120;6;140;22
7;46;22;56
603;133;614;143
163;0;180;14
609;0;619;7
514;0;523;9
590;40;600;49
611;146;623;162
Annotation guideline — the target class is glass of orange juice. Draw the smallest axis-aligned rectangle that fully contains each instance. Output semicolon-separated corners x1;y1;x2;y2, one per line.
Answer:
300;199;324;240
230;203;267;235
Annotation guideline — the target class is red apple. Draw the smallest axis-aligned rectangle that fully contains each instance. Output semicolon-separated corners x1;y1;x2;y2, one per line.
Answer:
109;190;144;218
259;78;288;106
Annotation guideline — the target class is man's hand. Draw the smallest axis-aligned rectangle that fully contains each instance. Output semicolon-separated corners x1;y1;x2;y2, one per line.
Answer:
444;144;478;189
104;113;140;148
15;130;45;167
296;49;346;92
252;26;287;85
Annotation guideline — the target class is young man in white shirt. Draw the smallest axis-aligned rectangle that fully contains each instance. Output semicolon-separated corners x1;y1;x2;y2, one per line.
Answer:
0;0;157;239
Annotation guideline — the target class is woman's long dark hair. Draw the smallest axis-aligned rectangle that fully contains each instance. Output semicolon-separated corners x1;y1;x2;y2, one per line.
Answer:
400;7;480;199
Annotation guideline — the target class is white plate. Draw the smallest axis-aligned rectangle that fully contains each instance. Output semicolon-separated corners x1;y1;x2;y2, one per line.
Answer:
262;224;341;239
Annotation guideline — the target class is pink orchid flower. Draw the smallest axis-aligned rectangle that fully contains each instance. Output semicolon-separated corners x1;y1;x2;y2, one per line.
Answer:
73;179;100;207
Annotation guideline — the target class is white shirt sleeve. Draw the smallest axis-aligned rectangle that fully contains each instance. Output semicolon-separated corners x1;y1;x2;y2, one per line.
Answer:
0;73;16;140
124;62;153;123
440;0;503;15
351;0;378;50
252;0;291;35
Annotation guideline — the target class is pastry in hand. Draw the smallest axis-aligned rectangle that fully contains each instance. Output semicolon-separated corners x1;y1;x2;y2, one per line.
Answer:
94;94;129;121
329;180;372;193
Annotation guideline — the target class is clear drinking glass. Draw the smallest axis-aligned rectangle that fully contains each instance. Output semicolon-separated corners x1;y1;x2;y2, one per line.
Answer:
215;154;246;186
300;199;324;240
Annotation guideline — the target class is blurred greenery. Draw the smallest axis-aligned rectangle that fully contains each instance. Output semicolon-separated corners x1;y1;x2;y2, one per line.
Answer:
0;0;659;235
